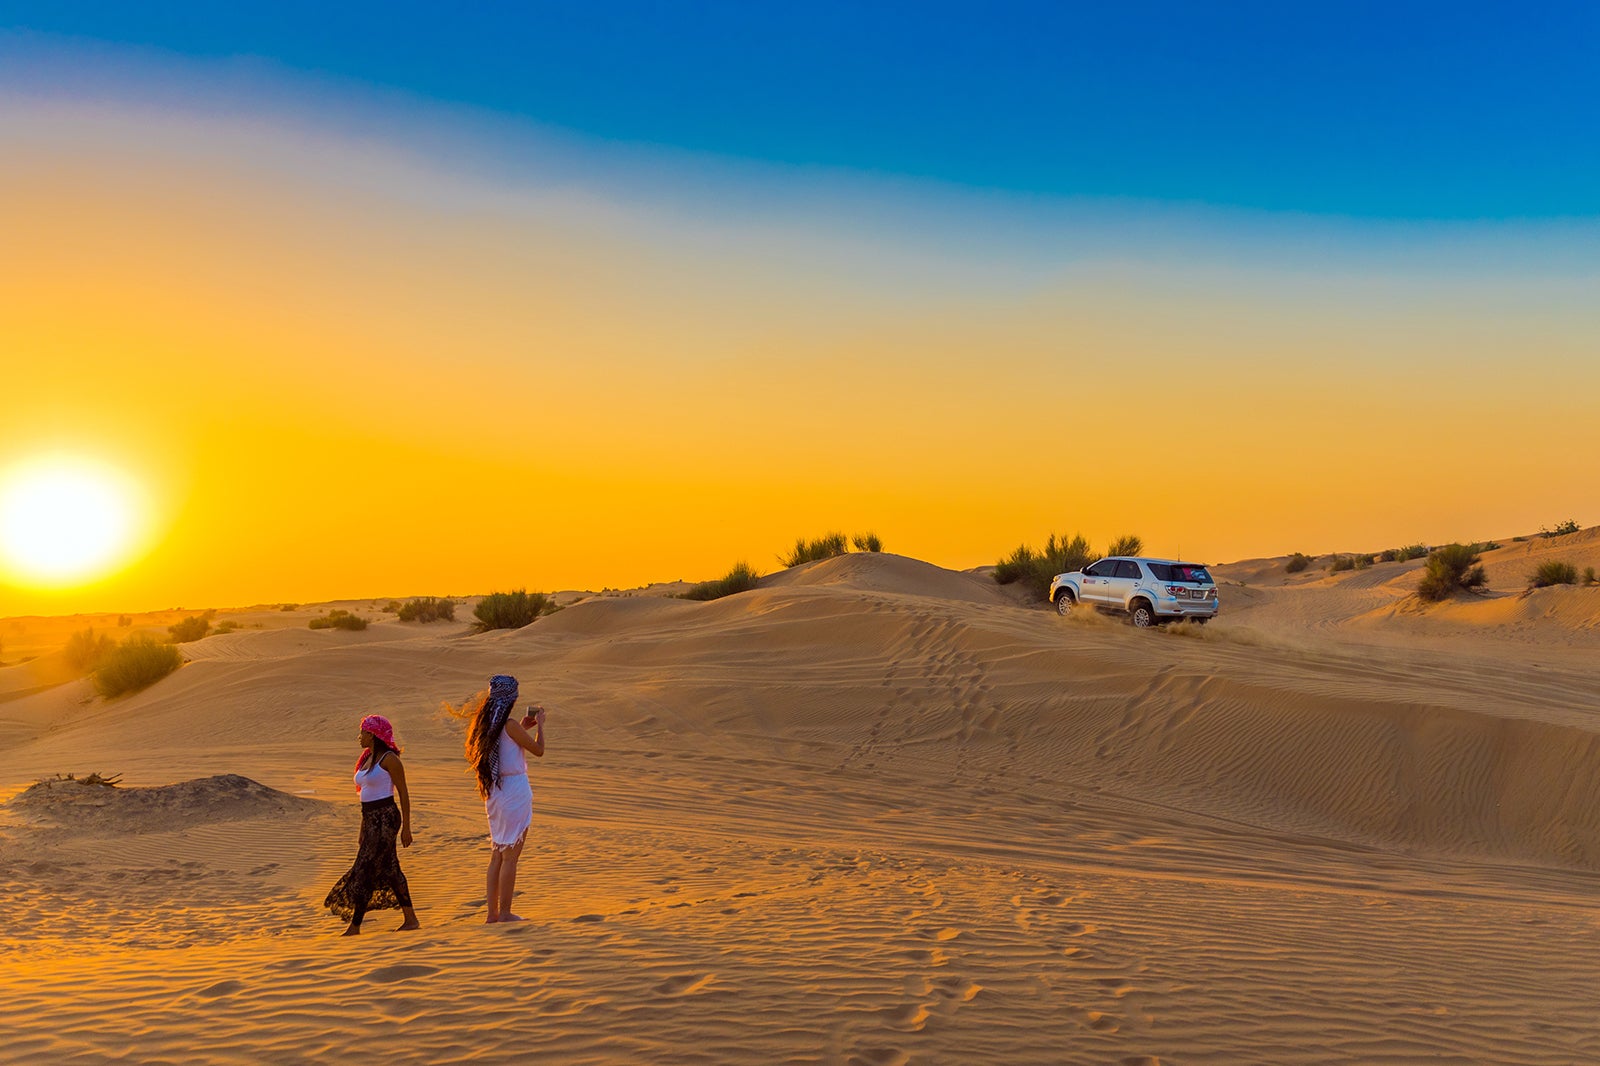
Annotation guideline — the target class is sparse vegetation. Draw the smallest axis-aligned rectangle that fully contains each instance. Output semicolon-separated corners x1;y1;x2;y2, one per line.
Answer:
397;596;457;623
682;562;762;601
851;532;883;553
1352;554;1372;571
1285;553;1312;573
472;590;553;631
783;532;849;567
1107;534;1143;557
1584;567;1597;586
1416;544;1488;602
994;532;1094;600
1540;519;1581;538
279;603;298;611
116;615;132;627
1328;555;1355;573
309;610;369;631
213;620;240;635
383;600;402;614
93;635;183;697
64;627;116;672
1530;561;1578;588
167;611;214;643
1394;544;1429;562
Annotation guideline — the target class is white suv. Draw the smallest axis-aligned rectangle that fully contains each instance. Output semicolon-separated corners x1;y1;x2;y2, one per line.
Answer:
1049;557;1219;628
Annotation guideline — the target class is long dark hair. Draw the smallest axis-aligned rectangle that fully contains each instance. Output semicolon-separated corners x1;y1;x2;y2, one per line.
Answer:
459;688;499;799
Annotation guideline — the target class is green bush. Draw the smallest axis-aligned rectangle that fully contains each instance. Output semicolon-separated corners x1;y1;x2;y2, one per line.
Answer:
1584;567;1597;586
1417;544;1488;602
994;532;1094;600
851;532;883;553
93;635;183;697
682;562;762;601
64;627;115;672
1394;544;1429;562
1540;519;1581;538
309;609;369;631
1107;534;1143;557
1530;561;1578;588
397;596;457;623
472;590;552;631
1352;554;1373;571
1328;555;1355;573
279;603;298;611
167;612;213;643
783;532;849;567
1285;553;1312;574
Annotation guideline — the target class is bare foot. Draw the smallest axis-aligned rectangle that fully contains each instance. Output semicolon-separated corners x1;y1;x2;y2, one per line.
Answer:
341;924;361;936
485;915;500;924
397;920;420;931
498;913;525;922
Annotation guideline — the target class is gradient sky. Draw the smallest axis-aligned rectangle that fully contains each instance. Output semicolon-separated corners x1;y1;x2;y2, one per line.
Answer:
2;3;1597;614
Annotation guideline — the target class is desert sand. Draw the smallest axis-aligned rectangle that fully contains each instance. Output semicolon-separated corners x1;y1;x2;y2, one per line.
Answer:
4;532;1600;1064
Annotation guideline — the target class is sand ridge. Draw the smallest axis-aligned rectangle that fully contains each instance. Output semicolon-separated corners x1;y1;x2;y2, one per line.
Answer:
4;546;1600;1063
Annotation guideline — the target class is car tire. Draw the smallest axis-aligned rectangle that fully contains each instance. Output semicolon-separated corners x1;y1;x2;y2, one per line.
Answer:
1129;600;1156;628
1055;590;1075;616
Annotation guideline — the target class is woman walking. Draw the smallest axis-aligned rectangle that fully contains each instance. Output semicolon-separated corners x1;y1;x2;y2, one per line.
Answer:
324;714;419;936
460;674;545;923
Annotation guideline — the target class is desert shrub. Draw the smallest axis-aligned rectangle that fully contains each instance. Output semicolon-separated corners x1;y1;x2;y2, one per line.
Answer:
93;635;183;698
1530;561;1578;588
383;600;402;614
1540;519;1581;538
994;532;1094;600
64;627;115;672
1328;555;1355;573
1106;534;1143;557
1285;553;1312;573
1416;544;1488;602
682;562;762;601
398;596;457;623
784;532;849;567
213;620;240;635
472;590;552;632
1378;549;1398;562
167;612;213;643
1470;541;1501;553
852;532;883;553
279;603;298;611
1352;554;1372;571
309;610;369;631
116;615;132;627
1394;544;1429;562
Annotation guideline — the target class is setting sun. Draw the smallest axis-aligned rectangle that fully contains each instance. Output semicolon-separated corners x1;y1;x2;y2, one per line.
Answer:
0;455;144;586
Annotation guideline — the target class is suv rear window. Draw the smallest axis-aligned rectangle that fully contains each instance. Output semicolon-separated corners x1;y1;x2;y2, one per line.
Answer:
1148;563;1213;584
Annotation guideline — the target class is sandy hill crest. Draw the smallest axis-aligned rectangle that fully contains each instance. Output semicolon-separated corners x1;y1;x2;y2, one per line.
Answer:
9;773;325;831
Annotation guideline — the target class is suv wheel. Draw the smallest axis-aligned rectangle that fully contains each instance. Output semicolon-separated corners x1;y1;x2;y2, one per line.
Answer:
1129;600;1156;628
1054;591;1075;616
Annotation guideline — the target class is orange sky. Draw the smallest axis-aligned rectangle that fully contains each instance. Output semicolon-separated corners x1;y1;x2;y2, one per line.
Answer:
3;99;1597;615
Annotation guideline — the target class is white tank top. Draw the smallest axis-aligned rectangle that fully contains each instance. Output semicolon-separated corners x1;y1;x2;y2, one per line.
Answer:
497;728;527;778
355;751;395;800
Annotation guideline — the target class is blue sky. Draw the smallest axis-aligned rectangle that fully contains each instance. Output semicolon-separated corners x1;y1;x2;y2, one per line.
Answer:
5;1;1598;219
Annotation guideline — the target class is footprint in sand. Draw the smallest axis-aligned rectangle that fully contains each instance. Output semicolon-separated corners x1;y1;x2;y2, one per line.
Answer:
654;973;714;996
1085;1010;1119;1033
572;913;605;923
365;964;439;983
194;980;246;998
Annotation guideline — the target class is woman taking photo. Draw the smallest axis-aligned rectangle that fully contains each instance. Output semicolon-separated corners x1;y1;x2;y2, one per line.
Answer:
459;674;545;923
324;714;420;936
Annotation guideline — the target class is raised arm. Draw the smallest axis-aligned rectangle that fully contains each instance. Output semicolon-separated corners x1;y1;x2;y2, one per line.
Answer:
381;752;414;847
504;707;545;758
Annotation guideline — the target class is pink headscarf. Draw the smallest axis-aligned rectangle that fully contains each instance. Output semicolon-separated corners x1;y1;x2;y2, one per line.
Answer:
356;714;399;773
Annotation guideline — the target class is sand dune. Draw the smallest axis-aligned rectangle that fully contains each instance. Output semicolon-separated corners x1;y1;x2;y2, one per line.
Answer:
5;545;1600;1063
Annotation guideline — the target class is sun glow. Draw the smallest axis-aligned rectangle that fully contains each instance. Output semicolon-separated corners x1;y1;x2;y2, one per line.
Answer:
0;455;146;586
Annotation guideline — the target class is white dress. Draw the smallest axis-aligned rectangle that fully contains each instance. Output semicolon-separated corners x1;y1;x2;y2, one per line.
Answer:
486;728;532;850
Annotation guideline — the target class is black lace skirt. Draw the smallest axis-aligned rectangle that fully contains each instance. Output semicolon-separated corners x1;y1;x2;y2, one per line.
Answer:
325;797;412;922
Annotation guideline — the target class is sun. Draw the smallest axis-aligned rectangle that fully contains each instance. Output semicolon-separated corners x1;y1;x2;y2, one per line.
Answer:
0;454;146;586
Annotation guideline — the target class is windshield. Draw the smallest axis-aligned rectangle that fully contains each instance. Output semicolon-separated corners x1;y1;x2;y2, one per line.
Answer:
1148;563;1213;584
